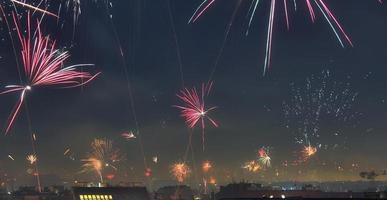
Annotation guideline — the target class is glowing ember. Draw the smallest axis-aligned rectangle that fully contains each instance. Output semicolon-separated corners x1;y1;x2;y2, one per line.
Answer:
302;145;318;161
243;160;261;173
171;162;191;183
26;154;37;165
202;161;212;173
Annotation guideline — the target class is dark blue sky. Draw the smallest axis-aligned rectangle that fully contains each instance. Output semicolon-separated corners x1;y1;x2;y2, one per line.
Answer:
0;0;387;185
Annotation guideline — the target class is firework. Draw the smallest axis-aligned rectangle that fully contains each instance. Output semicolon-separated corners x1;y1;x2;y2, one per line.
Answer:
81;138;122;183
242;160;261;173
283;70;359;150
0;13;100;134
202;160;212;173
301;145;317;161
171;162;191;183
258;147;271;168
26;152;40;191
174;82;218;150
189;1;352;75
81;158;103;182
90;138;122;163
26;154;37;165
121;131;136;141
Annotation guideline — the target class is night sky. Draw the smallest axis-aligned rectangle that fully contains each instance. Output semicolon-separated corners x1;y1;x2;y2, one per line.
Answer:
0;0;387;187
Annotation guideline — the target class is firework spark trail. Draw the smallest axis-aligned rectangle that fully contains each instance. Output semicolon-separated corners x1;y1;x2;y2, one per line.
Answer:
246;0;259;35
29;0;52;20
175;82;218;151
64;148;71;156
284;0;290;30
0;13;100;134
81;158;103;183
90;138;122;163
55;0;81;38
63;148;76;160
10;0;58;18
56;0;112;38
263;0;276;74
103;2;149;176
283;70;360;152
8;155;15;161
0;5;24;86
189;0;352;75
167;0;185;86
181;130;201;192
190;0;242;82
189;0;216;23
121;131;137;141
67;0;81;26
207;0;241;82
28;132;42;192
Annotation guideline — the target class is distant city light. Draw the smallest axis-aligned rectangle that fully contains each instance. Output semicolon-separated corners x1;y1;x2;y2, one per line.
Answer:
79;194;113;200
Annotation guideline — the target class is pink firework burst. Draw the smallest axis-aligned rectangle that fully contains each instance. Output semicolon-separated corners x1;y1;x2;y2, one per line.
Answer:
1;13;100;134
174;82;218;150
189;0;353;75
258;147;271;168
258;147;268;158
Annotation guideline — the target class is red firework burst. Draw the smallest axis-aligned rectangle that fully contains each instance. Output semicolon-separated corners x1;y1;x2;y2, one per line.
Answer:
174;82;218;150
1;13;100;134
